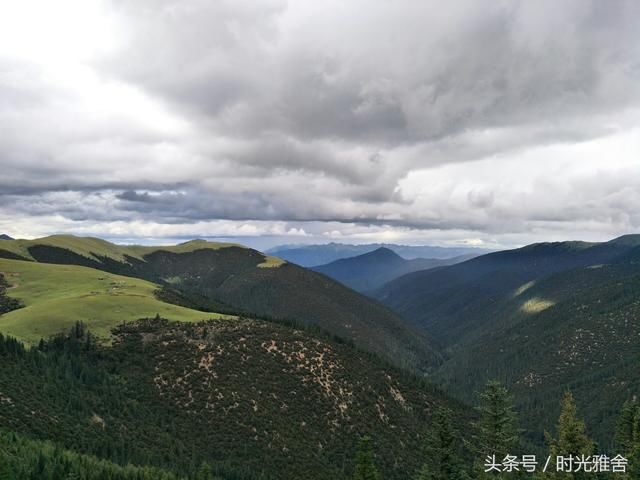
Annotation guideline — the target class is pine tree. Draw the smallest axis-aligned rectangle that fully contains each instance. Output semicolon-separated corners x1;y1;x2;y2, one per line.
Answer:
615;399;640;480
543;391;593;480
556;391;593;457
196;461;215;480
415;407;466;480
473;380;519;458
617;401;637;453
352;436;382;480
469;380;520;479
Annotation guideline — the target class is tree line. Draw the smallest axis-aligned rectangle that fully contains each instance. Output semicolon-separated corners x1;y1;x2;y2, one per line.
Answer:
353;380;640;479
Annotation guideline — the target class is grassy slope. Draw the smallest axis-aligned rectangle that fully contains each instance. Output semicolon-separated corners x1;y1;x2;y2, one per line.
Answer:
0;235;253;263
0;235;439;371
0;258;234;344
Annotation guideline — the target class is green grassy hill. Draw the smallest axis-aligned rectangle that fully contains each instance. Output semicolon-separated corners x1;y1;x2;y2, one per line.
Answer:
0;235;440;370
0;258;232;344
0;235;247;263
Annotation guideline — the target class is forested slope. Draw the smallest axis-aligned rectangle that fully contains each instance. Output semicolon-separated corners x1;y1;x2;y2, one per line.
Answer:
0;318;466;480
0;236;440;370
376;235;640;447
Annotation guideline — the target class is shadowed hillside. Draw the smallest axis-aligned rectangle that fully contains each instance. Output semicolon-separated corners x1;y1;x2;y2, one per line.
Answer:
375;234;640;446
0;318;468;480
312;247;476;292
0;236;440;370
268;242;491;267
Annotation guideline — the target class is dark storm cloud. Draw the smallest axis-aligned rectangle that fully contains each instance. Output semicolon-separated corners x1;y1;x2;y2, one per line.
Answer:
1;0;640;243
107;0;640;143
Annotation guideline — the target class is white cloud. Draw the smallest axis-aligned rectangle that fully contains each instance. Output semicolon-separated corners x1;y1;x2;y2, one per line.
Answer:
0;0;639;247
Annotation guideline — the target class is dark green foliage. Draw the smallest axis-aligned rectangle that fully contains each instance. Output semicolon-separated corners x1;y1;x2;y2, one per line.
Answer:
14;241;441;371
615;400;640;479
352;436;382;480
0;429;196;479
0;319;466;480
376;238;640;447
0;273;23;314
414;407;467;480
472;381;520;459
543;392;594;480
551;392;593;456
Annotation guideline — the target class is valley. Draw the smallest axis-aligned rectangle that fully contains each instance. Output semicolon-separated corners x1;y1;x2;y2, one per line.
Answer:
0;234;639;478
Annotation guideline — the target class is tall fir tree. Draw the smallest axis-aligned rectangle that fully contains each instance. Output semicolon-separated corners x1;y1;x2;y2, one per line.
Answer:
471;380;520;479
543;391;593;480
473;380;519;456
414;407;467;480
353;436;383;480
615;399;640;480
617;400;637;454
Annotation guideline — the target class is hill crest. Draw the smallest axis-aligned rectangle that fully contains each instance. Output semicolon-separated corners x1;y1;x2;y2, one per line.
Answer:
0;235;440;371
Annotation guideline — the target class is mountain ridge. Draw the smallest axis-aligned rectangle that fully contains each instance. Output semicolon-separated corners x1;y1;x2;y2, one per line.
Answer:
312;247;476;292
374;233;640;446
0;235;441;370
0;316;469;480
267;242;493;267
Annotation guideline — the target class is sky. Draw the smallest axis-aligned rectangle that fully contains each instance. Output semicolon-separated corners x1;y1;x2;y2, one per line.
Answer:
1;0;639;250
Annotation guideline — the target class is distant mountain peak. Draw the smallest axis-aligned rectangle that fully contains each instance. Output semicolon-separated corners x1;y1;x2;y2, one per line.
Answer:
364;246;403;259
0;234;13;240
608;234;640;246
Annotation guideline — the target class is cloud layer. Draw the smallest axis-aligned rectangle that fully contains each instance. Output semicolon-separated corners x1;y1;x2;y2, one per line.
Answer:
1;0;639;247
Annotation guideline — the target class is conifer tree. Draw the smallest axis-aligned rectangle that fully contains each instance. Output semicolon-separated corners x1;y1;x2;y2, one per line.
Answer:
555;391;593;457
472;380;519;459
617;401;637;450
353;436;383;480
469;381;520;478
616;399;640;480
542;391;593;480
196;461;215;480
415;407;466;480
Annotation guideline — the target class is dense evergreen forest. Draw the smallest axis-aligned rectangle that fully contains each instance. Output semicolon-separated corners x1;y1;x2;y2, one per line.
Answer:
0;273;22;315
0;429;220;480
1;237;639;478
377;238;640;449
0;324;638;479
0;319;462;479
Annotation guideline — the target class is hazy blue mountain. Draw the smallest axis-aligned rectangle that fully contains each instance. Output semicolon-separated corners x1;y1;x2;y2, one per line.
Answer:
311;247;477;293
267;242;492;267
0;234;13;240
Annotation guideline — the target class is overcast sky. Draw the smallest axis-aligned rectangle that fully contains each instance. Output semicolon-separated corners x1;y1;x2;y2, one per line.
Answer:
1;0;639;249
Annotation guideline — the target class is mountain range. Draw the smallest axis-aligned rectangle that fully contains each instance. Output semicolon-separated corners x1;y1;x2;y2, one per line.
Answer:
0;234;466;479
375;234;640;446
0;235;440;370
266;242;492;267
311;247;478;292
1;232;639;476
